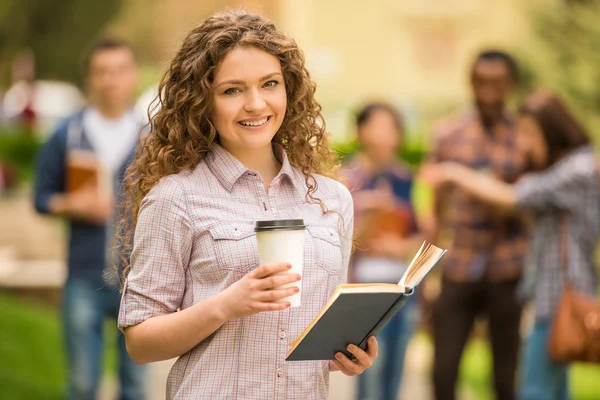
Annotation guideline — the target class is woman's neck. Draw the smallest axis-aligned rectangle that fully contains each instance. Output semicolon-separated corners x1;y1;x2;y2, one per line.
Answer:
90;99;130;119
226;143;281;189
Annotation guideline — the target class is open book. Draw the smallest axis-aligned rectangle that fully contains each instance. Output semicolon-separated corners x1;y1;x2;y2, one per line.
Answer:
286;241;446;361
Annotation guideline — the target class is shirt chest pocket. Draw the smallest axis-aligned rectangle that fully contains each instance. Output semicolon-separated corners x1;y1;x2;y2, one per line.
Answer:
208;222;258;275
306;225;342;275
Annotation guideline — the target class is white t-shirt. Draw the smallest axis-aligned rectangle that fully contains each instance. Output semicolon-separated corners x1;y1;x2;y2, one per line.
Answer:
82;107;140;176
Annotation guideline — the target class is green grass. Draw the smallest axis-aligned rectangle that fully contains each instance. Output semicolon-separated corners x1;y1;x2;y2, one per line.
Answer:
459;338;494;399
457;336;600;400
0;293;117;400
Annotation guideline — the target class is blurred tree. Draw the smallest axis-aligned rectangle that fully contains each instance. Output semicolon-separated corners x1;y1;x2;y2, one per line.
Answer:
0;0;123;87
528;0;600;136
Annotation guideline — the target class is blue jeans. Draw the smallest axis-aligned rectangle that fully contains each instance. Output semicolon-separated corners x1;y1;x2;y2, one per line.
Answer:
357;298;417;400
63;277;146;400
519;320;570;400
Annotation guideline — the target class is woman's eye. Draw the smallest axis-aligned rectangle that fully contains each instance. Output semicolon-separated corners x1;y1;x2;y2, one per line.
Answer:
224;87;241;95
264;80;279;88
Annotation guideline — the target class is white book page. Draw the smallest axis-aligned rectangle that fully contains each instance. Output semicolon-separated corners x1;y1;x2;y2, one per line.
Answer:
398;241;447;288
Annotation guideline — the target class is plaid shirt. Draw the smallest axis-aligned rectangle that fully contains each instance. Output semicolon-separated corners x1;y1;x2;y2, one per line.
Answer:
118;144;353;399
516;146;599;319
432;111;529;282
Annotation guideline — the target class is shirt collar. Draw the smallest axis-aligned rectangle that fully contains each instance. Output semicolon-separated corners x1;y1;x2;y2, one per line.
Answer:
273;143;306;193
466;108;515;128
206;143;305;193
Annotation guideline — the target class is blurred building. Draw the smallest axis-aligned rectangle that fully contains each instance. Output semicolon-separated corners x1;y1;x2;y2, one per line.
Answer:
109;0;533;141
278;0;533;141
3;80;85;138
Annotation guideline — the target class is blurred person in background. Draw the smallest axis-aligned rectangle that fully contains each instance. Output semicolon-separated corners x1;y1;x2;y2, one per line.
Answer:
423;91;599;400
341;103;424;400
33;38;146;400
426;50;531;400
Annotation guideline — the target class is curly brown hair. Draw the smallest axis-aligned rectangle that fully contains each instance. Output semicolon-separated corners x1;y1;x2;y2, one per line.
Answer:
114;10;340;284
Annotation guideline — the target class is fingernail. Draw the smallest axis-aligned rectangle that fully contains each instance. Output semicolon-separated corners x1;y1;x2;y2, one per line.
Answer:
335;353;342;360
294;286;300;293
286;264;292;269
347;345;354;352
296;274;302;280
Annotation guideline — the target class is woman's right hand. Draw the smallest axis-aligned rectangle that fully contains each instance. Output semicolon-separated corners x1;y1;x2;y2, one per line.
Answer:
218;263;301;319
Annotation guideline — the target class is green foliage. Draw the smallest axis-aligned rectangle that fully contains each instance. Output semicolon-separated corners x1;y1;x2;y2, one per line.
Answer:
0;129;42;182
0;0;124;85
526;0;600;137
332;140;427;168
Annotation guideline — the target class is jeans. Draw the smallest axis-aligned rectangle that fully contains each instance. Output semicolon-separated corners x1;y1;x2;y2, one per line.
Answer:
519;320;570;400
63;277;146;400
357;298;417;400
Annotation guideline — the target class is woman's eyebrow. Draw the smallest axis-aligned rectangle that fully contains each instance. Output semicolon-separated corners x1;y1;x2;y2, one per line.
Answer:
214;72;283;88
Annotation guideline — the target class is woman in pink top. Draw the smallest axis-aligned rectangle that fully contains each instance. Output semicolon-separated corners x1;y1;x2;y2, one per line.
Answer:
115;10;378;399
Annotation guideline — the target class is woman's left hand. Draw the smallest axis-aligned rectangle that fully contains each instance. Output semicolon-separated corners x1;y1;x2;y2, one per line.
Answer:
328;336;378;376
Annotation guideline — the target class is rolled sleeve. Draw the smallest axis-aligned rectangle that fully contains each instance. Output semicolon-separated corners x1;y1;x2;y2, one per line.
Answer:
118;175;193;330
337;182;354;284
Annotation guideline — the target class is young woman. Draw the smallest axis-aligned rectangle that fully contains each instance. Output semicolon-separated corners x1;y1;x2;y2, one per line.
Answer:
341;103;423;400
116;11;378;399
422;91;599;400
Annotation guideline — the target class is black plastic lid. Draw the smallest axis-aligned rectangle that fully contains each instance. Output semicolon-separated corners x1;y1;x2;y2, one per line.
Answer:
254;219;306;232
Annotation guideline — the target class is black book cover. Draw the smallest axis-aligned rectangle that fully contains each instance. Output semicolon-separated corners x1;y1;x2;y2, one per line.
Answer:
286;290;410;361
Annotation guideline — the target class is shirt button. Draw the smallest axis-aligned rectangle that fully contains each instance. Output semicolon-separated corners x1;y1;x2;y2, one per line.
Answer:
276;367;284;377
279;330;286;339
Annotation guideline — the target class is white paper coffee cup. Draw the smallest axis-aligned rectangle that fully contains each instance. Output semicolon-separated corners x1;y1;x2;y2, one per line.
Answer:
255;219;306;307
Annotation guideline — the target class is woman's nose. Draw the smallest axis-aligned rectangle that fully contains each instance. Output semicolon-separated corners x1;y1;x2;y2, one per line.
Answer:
244;88;267;112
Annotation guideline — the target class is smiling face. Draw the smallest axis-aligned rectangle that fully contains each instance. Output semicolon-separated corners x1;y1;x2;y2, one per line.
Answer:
210;46;287;156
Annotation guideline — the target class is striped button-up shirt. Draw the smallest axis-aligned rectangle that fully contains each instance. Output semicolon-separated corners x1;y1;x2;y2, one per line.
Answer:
118;143;353;399
432;112;530;282
516;145;599;319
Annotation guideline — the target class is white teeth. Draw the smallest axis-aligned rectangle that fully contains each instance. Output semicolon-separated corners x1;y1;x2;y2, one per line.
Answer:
240;117;268;127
